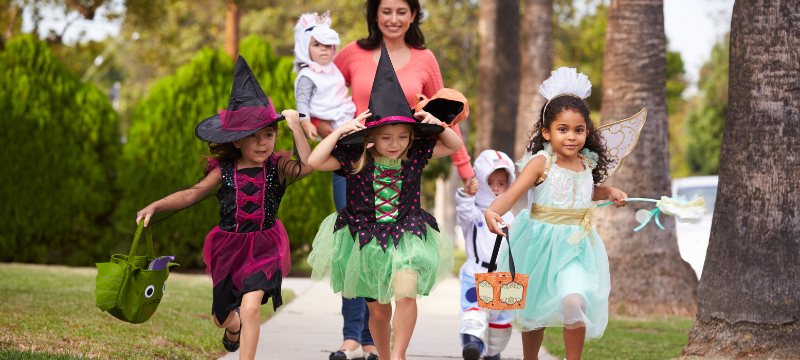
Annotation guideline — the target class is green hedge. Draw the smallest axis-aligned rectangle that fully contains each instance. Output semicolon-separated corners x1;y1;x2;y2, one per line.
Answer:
115;35;334;269
0;35;120;265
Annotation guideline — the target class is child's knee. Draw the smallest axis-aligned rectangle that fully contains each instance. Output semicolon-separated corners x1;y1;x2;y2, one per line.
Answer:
240;302;261;317
368;304;392;322
562;293;586;313
213;311;236;328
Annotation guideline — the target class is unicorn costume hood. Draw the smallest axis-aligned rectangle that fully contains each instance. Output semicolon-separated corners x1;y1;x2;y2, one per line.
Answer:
473;150;516;209
293;11;341;73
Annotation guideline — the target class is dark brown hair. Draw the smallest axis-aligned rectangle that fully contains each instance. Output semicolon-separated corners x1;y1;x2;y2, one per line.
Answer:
203;124;279;176
526;96;610;184
356;0;427;50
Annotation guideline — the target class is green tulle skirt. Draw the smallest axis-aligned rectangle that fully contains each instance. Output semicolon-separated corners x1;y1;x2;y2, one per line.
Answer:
308;213;454;304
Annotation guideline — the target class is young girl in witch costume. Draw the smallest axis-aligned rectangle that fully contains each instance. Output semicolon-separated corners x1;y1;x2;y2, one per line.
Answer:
485;68;645;360
307;44;462;360
135;56;312;360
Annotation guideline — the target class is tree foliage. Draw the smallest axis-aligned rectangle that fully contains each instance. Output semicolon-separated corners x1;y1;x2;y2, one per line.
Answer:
0;34;120;265
686;33;728;175
115;35;333;269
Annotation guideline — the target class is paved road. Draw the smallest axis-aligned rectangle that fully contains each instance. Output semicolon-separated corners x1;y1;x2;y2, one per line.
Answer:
219;276;557;360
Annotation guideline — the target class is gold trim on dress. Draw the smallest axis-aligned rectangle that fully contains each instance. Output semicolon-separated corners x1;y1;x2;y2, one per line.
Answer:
529;203;598;248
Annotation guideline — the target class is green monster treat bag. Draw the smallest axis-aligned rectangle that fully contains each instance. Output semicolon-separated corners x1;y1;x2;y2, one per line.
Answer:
94;222;178;324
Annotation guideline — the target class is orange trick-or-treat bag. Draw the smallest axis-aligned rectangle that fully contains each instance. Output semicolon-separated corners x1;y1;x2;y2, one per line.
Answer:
475;228;528;310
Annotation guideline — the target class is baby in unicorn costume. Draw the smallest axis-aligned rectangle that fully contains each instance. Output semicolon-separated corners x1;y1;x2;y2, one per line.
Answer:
293;11;357;140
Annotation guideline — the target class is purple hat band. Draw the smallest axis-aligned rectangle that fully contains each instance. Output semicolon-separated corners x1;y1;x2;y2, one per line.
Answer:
218;106;279;131
365;116;416;127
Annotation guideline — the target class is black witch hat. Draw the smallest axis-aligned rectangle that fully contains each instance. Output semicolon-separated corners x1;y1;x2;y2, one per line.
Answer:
195;56;303;143
338;43;445;145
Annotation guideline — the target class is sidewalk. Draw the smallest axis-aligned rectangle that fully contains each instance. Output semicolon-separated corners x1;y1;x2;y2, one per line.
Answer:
219;276;557;360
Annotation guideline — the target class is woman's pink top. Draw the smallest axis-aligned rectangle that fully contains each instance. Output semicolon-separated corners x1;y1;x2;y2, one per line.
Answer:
334;42;475;180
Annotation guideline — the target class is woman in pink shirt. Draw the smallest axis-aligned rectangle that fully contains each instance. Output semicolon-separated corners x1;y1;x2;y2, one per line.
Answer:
317;2;476;360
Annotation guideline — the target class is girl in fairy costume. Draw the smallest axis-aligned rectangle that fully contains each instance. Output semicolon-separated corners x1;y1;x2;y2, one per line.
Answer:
485;68;647;360
307;44;465;360
136;56;312;360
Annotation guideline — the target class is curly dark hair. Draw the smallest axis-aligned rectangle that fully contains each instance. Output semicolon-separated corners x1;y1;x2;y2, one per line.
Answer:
356;0;427;50
526;96;610;184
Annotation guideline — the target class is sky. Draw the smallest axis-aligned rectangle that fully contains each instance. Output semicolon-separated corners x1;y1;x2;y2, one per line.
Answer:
21;0;734;94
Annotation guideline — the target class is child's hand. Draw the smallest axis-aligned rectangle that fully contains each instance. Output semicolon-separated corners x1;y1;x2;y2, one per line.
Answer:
485;210;507;237
607;187;629;208
136;204;157;227
338;111;371;135
300;119;318;140
463;177;479;196
414;110;444;126
282;109;301;130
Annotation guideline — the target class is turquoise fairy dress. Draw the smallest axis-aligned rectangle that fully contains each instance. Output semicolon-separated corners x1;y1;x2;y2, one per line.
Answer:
500;143;610;339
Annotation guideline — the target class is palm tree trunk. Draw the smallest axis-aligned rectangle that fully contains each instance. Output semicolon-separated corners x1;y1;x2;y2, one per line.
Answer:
596;0;697;316
515;0;553;160
224;0;240;60
681;1;800;357
490;0;520;157
475;0;498;157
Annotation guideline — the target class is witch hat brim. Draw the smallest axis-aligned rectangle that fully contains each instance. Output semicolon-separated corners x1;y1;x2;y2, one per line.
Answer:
195;56;303;143
338;43;445;145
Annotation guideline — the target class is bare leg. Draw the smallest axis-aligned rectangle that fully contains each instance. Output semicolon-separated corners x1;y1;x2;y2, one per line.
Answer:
561;293;587;360
390;297;418;360
563;327;586;360
367;301;393;360
238;290;265;360
213;309;241;342
521;329;545;360
340;339;361;351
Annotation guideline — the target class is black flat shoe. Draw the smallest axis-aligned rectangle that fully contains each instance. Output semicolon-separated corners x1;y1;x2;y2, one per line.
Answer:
222;308;241;352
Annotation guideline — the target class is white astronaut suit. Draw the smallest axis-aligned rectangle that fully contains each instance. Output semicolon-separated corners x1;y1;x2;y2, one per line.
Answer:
456;150;516;360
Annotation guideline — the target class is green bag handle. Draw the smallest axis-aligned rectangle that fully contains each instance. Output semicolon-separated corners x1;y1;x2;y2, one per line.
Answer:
129;221;155;260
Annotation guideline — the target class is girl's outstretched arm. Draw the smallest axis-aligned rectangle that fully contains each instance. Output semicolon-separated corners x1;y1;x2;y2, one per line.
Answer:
485;155;546;236
415;111;461;159
593;185;629;207
308;110;370;171
280;109;314;179
136;169;222;227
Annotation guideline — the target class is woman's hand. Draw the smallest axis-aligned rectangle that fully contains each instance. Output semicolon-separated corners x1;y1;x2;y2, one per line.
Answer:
136;204;158;227
300;119;318;140
485;210;507;237
282;110;301;131
607;187;629;208
336;111;371;136
414;110;444;126
463;177;479;196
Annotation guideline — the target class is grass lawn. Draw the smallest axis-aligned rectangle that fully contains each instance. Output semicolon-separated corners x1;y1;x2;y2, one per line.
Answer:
542;315;695;359
0;263;294;360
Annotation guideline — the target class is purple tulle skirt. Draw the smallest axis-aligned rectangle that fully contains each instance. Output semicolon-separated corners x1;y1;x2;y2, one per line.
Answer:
202;220;291;289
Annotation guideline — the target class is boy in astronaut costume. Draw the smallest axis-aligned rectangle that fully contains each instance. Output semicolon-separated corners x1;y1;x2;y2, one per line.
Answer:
456;150;516;360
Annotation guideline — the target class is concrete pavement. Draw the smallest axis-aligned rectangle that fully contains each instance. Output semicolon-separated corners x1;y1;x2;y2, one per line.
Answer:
219;276;557;360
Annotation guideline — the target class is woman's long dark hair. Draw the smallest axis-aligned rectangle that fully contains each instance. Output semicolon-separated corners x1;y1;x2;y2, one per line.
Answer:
526;96;610;184
356;0;427;50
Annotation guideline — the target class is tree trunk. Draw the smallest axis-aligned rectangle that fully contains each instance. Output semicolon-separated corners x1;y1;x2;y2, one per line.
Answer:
5;5;17;41
515;0;553;160
489;0;520;157
596;0;697;316
681;1;800;358
224;0;240;60
475;0;497;157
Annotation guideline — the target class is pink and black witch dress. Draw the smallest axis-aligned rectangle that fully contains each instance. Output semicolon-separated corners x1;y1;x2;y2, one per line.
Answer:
202;155;299;324
194;55;309;324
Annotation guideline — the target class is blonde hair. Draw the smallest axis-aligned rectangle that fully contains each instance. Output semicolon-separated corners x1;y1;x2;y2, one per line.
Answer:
350;127;416;174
